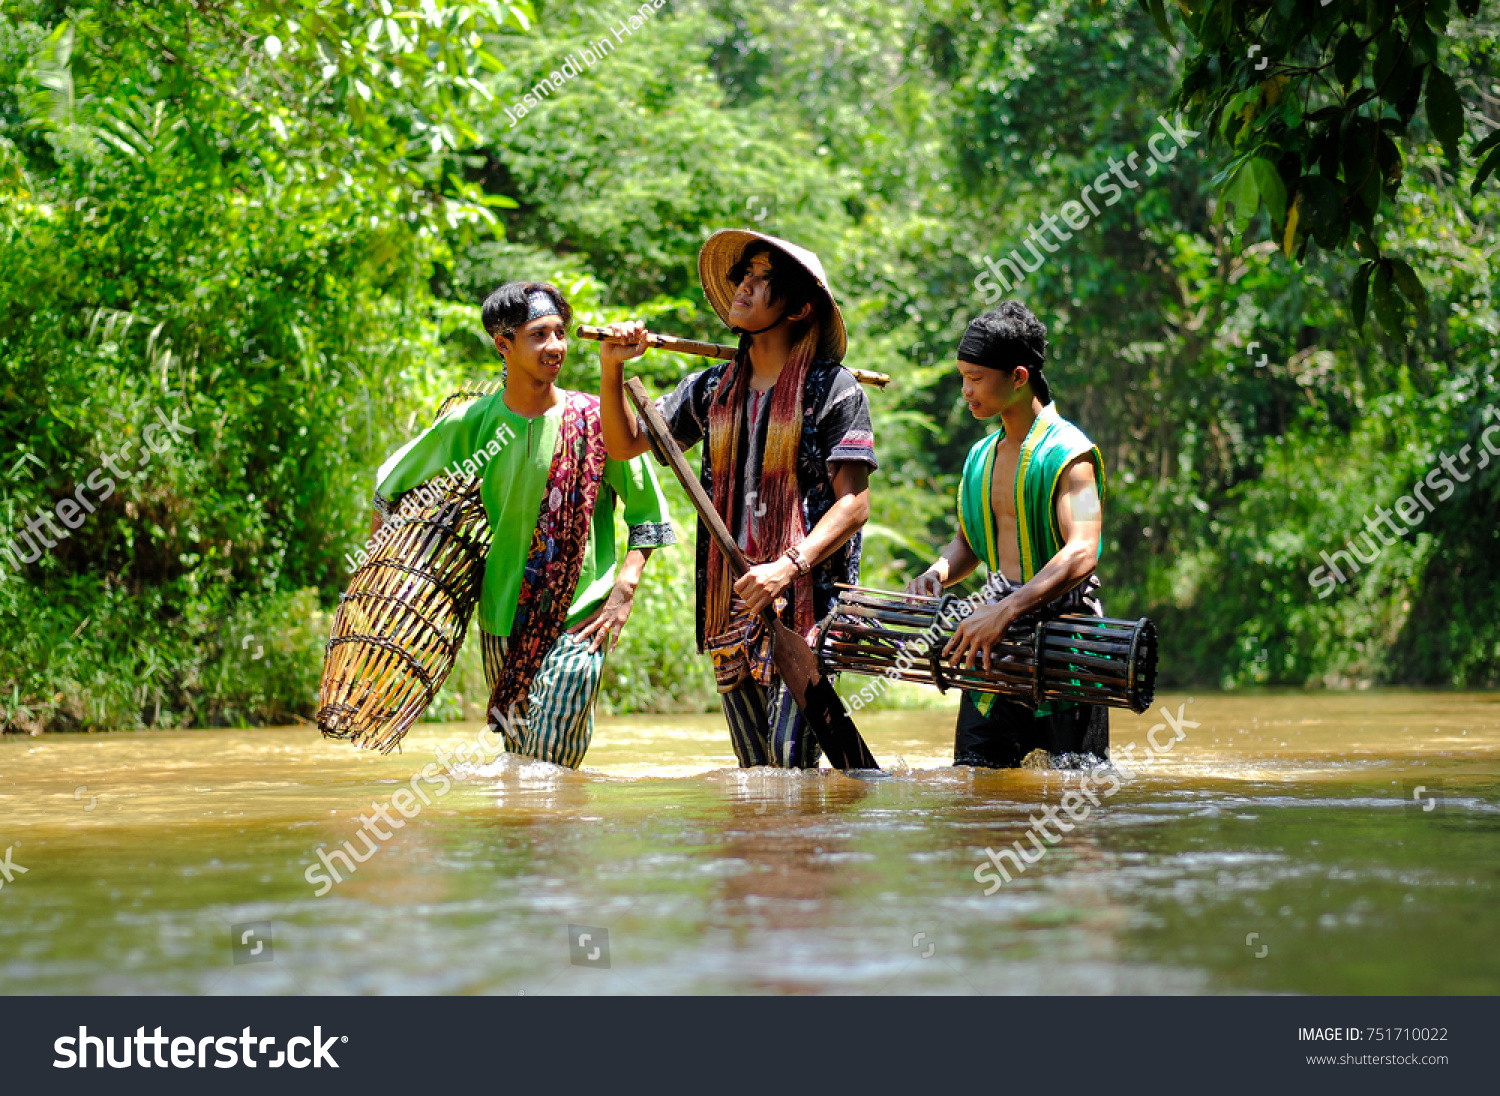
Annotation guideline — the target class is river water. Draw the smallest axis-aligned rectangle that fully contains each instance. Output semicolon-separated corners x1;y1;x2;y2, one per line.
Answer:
1;690;1496;995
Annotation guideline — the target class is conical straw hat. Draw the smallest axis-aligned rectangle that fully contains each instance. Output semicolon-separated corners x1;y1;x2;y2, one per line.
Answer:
697;229;847;363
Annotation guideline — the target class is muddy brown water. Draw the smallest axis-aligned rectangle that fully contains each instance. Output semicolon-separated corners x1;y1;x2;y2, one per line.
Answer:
1;690;1496;994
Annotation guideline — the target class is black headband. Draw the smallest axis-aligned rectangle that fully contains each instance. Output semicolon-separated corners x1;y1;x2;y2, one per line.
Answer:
958;319;1045;372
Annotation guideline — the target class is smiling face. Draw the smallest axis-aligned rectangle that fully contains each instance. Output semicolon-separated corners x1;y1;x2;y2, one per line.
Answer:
957;359;1030;419
497;315;567;385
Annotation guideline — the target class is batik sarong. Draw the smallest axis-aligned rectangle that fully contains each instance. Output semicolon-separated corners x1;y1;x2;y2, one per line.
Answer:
486;392;607;719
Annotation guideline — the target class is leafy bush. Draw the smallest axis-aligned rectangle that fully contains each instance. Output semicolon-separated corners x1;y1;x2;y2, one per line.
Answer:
3;0;1497;737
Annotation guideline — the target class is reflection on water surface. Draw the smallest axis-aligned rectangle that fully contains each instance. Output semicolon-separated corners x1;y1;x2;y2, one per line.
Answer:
1;691;1496;994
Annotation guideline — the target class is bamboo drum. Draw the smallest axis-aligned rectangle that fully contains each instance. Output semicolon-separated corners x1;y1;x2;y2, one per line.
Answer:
816;585;1158;714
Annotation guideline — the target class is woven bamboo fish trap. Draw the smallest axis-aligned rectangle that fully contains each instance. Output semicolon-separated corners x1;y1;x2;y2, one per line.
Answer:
815;585;1158;714
316;380;501;752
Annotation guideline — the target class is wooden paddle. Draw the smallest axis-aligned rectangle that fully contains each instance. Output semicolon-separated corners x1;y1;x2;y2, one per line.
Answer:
577;325;891;389
623;376;880;771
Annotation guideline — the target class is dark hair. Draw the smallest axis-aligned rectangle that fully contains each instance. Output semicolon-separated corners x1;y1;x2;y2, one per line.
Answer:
963;301;1051;404
480;282;572;341
727;242;826;330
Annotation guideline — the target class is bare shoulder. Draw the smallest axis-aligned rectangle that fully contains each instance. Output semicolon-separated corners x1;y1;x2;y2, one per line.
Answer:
1059;452;1099;487
1054;454;1103;530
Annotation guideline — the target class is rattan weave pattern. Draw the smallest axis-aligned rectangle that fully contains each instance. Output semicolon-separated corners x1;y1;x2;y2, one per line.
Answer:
816;585;1158;714
316;381;501;752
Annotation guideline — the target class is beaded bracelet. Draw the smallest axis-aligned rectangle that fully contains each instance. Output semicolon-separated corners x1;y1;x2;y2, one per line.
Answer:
784;545;811;577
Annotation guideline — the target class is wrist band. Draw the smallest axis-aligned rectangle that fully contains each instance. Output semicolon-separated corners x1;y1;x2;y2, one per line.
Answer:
784;545;811;577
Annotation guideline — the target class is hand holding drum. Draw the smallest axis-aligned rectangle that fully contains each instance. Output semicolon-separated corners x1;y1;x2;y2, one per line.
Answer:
817;584;1158;714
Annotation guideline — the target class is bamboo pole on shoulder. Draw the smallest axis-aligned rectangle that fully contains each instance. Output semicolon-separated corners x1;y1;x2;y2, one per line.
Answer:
575;325;891;388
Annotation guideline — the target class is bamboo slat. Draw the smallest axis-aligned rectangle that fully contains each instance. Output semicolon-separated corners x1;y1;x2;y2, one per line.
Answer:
315;380;502;752
815;585;1158;713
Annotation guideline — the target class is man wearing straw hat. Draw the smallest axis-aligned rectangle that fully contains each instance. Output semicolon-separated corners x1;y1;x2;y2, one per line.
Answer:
372;281;676;768
596;231;877;769
907;301;1109;768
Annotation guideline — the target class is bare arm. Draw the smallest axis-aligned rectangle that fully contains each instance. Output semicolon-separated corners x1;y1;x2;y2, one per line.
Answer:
987;456;1101;619
616;546;652;589
571;547;653;653
734;462;872;616
905;532;982;598
943;455;1102;669
596;320;653;460
798;461;871;567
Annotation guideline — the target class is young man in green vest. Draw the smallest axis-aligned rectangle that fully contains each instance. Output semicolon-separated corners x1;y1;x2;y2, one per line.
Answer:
907;302;1108;767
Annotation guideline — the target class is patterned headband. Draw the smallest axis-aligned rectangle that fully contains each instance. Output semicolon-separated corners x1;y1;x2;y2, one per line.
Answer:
526;290;561;321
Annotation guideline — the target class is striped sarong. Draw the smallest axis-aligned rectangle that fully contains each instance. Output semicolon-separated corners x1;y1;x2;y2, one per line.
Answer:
719;678;821;769
481;630;605;769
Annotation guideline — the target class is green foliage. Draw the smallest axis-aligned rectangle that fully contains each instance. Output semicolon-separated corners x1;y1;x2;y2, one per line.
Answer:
1154;0;1499;339
596;498;717;715
0;0;525;730
2;0;1497;737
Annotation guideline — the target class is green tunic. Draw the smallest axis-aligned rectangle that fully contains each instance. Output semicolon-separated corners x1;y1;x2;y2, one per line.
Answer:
375;389;675;637
956;402;1104;716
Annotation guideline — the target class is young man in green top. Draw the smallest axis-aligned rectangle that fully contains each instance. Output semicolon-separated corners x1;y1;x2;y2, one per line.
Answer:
907;302;1109;767
373;282;675;768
